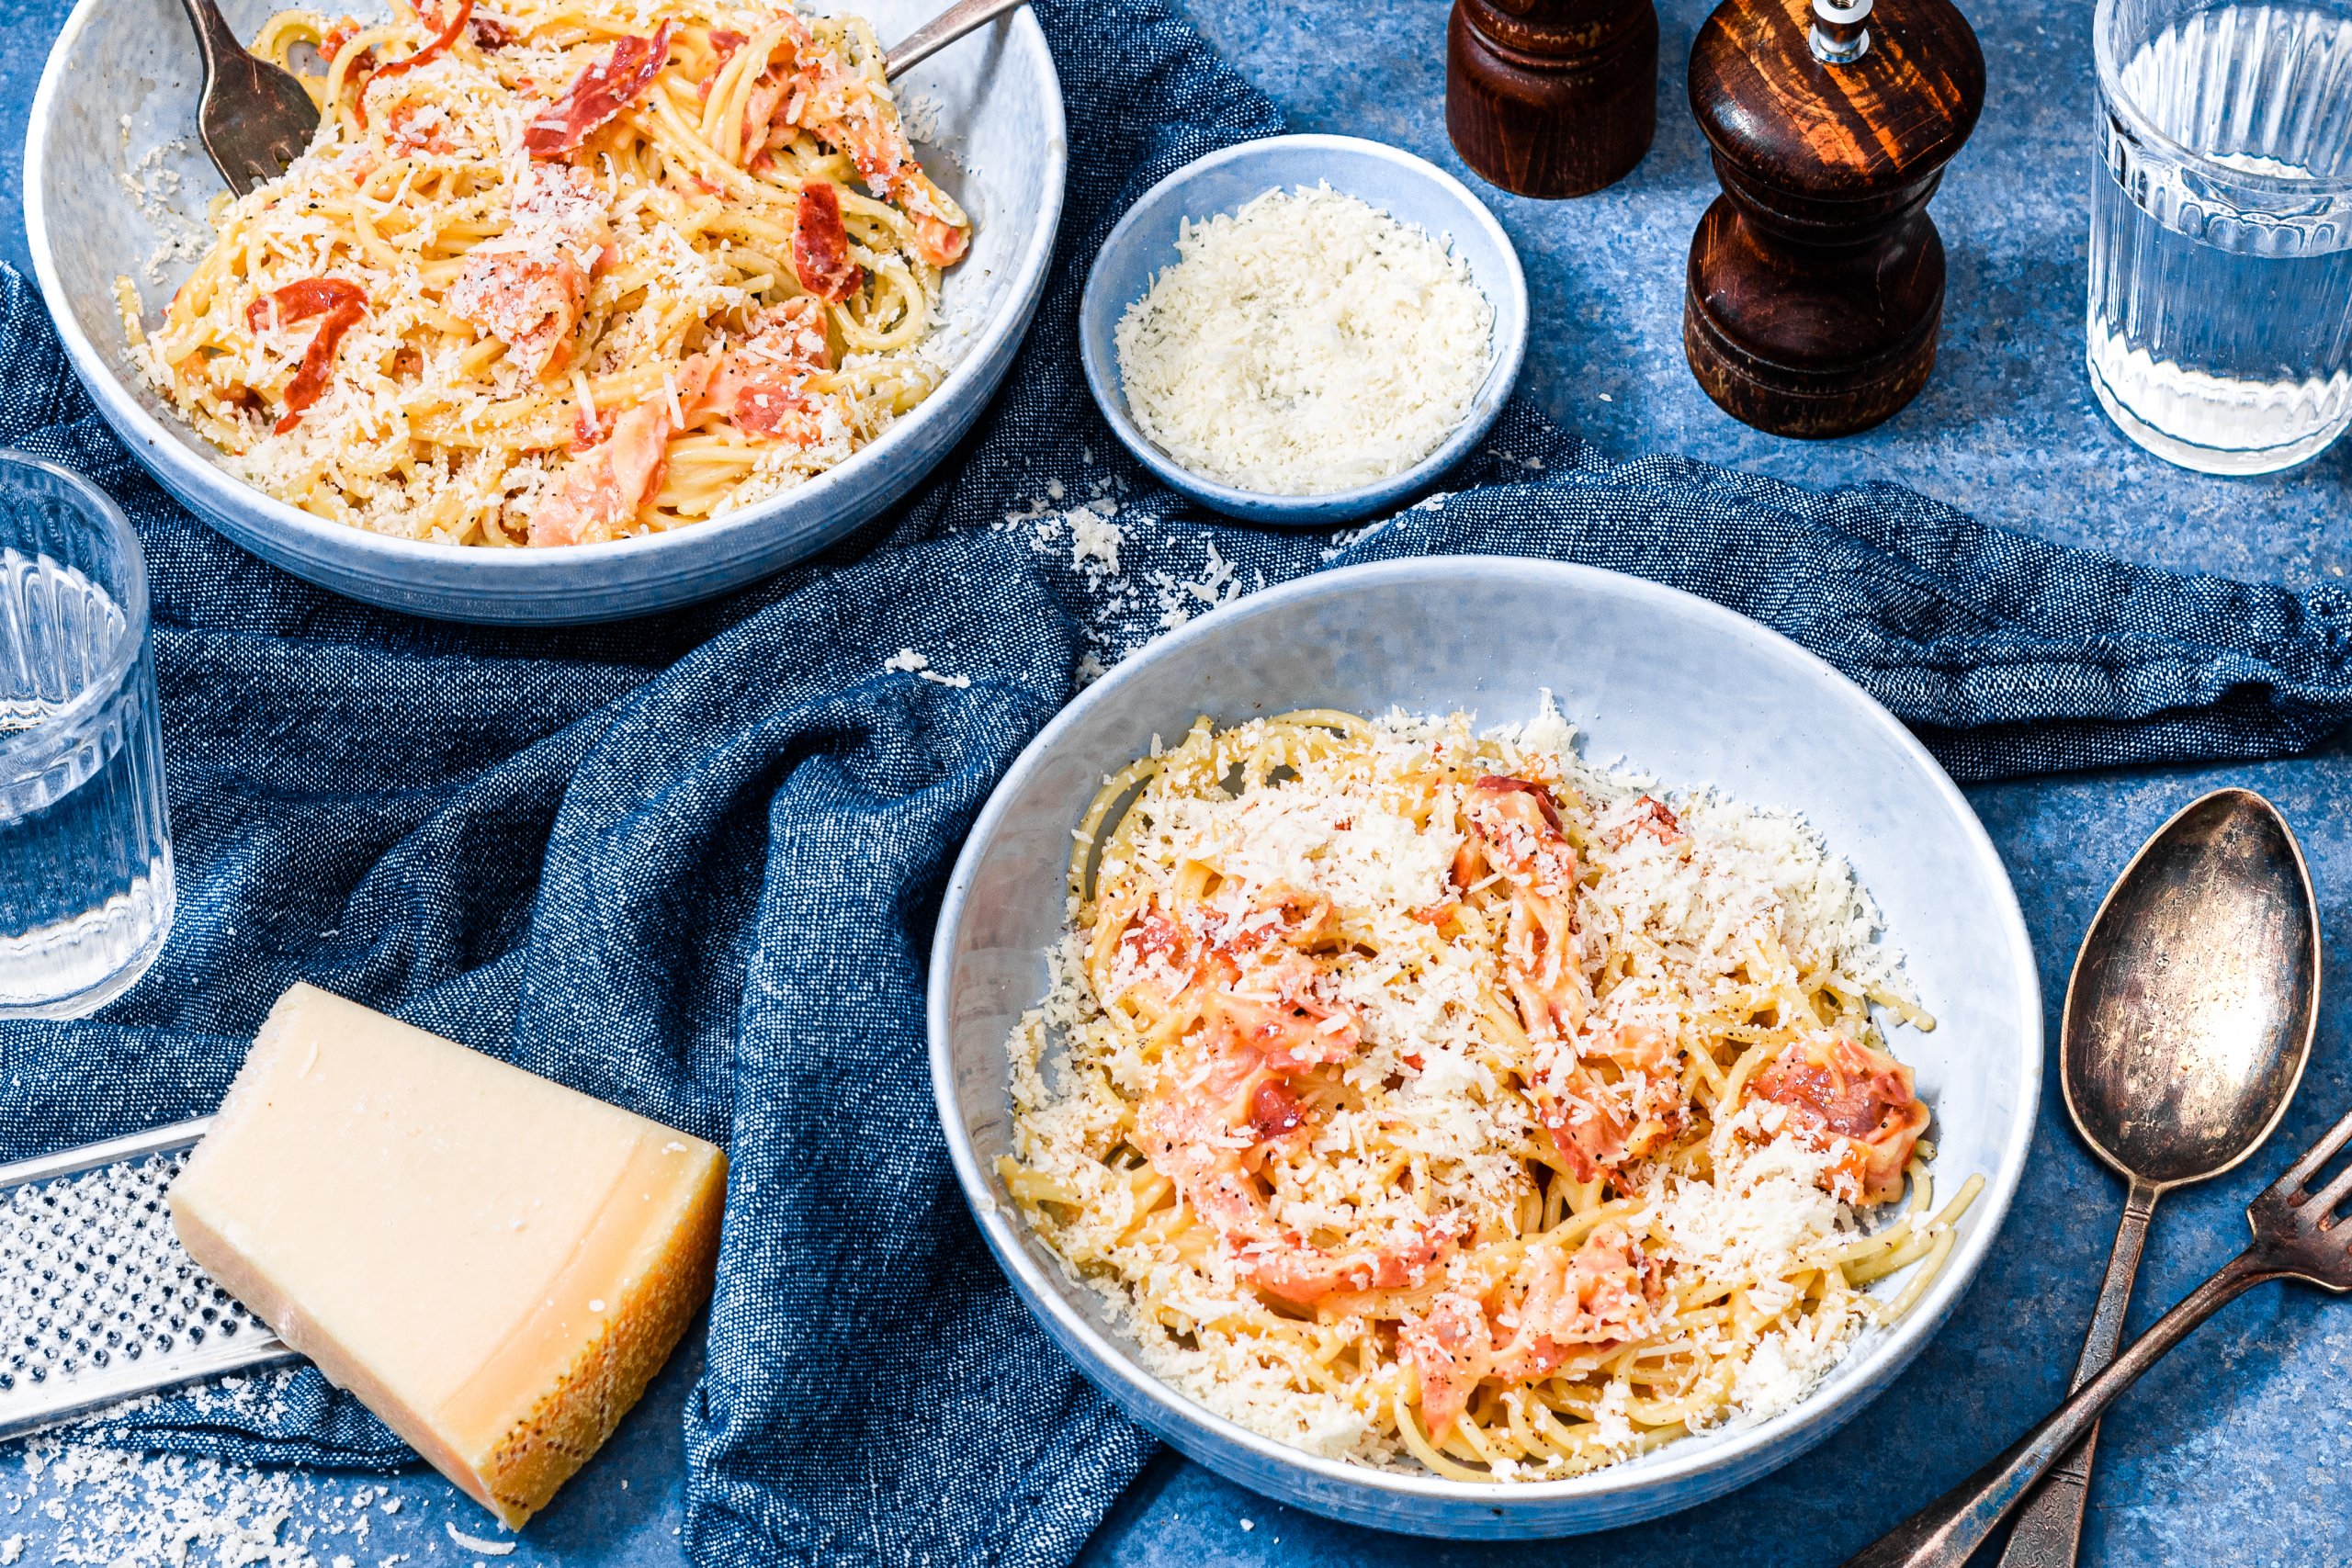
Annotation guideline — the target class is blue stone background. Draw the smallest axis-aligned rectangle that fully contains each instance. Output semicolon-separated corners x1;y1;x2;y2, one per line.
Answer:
4;0;2350;1562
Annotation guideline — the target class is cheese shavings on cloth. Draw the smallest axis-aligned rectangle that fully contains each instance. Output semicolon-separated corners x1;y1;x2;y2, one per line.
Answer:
117;0;969;546
1111;184;1494;496
1002;705;1984;1480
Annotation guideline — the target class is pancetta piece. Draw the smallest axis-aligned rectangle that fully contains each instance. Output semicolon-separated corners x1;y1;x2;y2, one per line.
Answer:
246;277;368;434
523;22;675;158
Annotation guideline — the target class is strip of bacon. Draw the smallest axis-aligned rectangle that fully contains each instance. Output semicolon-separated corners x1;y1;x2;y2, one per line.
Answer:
705;299;831;441
355;0;472;129
1627;794;1680;842
1399;1293;1490;1437
1751;1035;1931;1205
731;25;972;268
1399;1224;1658;1437
526;355;714;546
469;14;514;47
790;181;863;302
1126;928;1464;1306
1541;1022;1684;1182
246;278;368;434
320;17;368;68
524;22;675;158
912;210;968;269
385;98;457;155
446;164;610;379
700;26;747;101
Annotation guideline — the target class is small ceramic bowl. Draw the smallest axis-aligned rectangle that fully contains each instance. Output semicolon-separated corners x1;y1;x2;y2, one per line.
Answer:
929;558;2042;1538
1079;134;1529;525
26;0;1065;624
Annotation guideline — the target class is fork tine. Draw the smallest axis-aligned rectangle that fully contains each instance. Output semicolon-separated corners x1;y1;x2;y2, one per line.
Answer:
2306;1155;2352;1222
2272;1105;2352;1202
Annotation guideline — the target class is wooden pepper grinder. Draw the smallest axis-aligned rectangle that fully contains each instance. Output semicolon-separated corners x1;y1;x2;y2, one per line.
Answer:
1682;0;1984;435
1447;0;1659;197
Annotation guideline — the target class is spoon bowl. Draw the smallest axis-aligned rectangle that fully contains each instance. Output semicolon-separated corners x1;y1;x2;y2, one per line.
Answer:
2063;787;2319;1189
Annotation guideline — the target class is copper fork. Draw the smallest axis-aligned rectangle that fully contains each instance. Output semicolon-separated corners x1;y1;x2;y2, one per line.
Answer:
1843;1100;2352;1568
177;0;319;196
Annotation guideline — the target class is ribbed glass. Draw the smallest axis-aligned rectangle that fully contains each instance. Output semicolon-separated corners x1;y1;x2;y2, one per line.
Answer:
0;455;172;1018
2087;0;2352;472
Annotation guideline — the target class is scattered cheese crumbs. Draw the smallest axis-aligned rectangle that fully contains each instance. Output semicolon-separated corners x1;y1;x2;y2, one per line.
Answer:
882;648;973;688
1238;1518;1256;1532
0;1433;413;1568
1114;184;1494;495
444;1524;515;1555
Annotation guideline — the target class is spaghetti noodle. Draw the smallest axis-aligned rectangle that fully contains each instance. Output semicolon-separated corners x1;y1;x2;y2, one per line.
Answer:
1004;705;1980;1478
118;0;970;547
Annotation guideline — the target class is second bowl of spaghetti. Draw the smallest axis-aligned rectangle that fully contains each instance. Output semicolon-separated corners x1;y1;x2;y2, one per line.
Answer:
928;558;2041;1537
28;0;1064;621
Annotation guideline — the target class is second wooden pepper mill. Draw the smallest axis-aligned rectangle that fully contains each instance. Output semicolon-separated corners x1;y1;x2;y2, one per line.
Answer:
1448;0;1659;198
1682;0;1984;436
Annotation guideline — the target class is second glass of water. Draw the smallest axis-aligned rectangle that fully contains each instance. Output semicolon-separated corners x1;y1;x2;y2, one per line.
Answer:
0;454;173;1019
2089;0;2352;473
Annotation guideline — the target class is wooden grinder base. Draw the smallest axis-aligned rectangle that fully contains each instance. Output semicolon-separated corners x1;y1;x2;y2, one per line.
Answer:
1682;188;1949;438
1681;0;1982;437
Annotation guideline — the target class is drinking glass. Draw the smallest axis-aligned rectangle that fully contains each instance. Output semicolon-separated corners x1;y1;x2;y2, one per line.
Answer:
0;454;173;1018
2088;0;2352;474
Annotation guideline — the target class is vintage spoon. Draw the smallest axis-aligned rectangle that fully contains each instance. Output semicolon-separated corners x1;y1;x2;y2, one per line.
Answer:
1843;787;2325;1568
1994;788;2317;1568
182;0;1019;197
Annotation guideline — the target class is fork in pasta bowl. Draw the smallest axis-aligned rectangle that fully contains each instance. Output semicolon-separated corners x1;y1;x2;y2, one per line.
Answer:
28;0;1064;622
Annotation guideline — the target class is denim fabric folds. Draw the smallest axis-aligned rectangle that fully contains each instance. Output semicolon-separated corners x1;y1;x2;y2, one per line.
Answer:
4;1;2351;1563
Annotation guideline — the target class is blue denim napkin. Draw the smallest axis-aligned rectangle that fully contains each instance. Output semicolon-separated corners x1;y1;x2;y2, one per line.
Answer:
6;0;2352;1563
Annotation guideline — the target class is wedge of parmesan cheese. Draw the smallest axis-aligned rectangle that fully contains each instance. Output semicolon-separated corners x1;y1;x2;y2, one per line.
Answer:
169;984;727;1529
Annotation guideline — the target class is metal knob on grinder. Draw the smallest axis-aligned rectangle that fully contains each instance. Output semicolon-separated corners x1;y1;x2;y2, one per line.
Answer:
1682;0;1984;436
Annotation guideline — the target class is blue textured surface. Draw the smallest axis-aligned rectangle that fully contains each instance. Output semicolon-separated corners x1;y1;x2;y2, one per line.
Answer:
2;0;2350;1564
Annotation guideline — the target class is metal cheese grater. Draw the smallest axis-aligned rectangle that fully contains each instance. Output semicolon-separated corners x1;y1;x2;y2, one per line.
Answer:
0;1118;298;1440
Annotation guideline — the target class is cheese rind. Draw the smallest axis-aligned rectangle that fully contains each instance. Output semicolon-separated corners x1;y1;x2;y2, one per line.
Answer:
170;984;727;1528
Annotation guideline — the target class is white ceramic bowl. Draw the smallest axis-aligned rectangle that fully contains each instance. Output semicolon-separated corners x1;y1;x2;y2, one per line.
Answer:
1078;134;1528;525
928;558;2041;1538
25;0;1065;623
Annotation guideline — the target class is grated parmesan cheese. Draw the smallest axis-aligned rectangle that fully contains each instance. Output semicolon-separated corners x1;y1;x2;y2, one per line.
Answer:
1006;702;1953;1479
1112;185;1494;495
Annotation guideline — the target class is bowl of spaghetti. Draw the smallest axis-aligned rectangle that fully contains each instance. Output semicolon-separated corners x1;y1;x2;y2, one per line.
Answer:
27;0;1064;621
928;558;2041;1537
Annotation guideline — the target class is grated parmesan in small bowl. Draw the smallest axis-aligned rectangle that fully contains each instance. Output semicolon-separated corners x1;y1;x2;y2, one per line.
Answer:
1080;136;1528;525
1113;186;1494;497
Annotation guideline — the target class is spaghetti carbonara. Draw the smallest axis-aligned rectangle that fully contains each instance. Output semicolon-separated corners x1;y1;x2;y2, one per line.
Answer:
119;0;969;546
1004;706;1979;1479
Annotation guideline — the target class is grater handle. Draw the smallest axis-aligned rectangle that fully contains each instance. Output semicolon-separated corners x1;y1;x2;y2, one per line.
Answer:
0;1337;300;1443
0;1116;217;1186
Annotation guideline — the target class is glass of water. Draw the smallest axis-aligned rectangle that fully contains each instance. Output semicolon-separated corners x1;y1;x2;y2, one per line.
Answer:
0;455;173;1018
2089;0;2352;473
